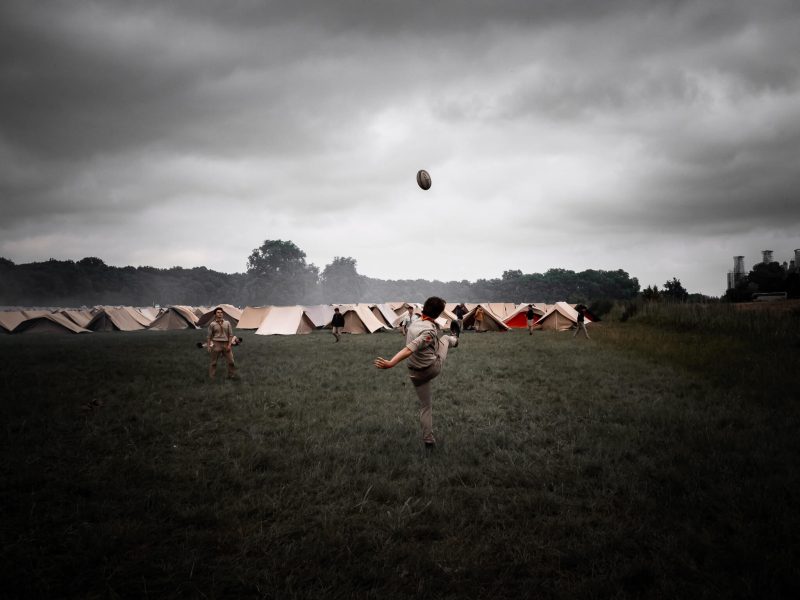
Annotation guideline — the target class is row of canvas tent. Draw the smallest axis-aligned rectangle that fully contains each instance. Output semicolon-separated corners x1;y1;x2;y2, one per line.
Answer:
0;304;244;334
0;302;590;335
237;301;590;335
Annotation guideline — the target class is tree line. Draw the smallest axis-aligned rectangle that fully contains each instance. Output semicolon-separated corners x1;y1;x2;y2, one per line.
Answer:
0;240;642;307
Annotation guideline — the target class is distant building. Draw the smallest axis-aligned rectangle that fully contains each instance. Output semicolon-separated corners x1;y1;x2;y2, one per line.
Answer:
725;248;800;290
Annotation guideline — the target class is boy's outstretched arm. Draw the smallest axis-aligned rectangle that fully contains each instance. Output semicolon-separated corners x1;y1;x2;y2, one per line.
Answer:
374;347;412;369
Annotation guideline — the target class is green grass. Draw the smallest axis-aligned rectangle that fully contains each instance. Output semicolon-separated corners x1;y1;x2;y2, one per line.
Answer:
1;321;799;599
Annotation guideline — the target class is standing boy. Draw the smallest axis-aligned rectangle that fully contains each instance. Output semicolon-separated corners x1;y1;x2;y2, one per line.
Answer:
473;305;485;332
331;307;345;342
207;307;236;379
400;305;417;335
374;297;458;449
574;306;590;339
453;303;466;335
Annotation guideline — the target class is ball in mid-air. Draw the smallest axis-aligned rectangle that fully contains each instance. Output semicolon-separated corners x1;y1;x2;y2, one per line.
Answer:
416;169;432;190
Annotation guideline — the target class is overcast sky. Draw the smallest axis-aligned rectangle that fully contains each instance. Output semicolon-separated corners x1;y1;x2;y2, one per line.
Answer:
2;0;799;296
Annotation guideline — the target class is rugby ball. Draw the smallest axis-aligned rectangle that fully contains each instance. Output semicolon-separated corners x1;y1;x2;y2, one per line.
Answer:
416;169;432;190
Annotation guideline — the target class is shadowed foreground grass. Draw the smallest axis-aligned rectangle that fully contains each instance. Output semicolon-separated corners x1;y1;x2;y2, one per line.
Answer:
1;324;798;599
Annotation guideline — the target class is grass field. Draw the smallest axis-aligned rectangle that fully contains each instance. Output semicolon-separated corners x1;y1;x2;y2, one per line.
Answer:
2;309;799;599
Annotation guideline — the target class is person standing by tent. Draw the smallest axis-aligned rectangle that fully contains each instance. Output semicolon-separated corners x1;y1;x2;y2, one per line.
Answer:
453;303;467;336
207;307;236;379
331;307;345;342
400;305;417;336
573;306;590;340
374;296;458;450
526;304;536;335
473;305;485;332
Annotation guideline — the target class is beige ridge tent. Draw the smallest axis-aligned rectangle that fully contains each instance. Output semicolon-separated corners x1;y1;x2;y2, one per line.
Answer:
391;302;420;317
536;301;590;331
86;307;146;332
487;303;517;319
237;306;272;329
255;306;316;335
391;304;422;327
60;309;95;328
388;301;407;313
197;304;242;328
326;304;388;334
435;308;458;330
462;304;510;331
369;304;398;329
303;305;335;328
0;310;27;333
147;306;199;330
0;311;27;333
13;313;91;334
123;306;153;327
138;307;161;321
22;309;51;319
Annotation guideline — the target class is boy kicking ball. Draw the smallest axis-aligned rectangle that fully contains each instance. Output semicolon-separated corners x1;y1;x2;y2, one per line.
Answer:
374;296;458;450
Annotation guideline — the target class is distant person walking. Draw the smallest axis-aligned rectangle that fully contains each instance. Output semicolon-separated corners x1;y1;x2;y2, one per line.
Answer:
526;304;536;335
331;307;345;342
453;303;467;336
207;307;236;379
374;296;458;450
574;306;590;340
400;306;417;336
473;305;485;332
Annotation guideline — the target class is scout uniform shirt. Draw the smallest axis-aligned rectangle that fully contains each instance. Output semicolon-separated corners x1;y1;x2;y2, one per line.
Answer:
208;319;233;342
405;318;440;370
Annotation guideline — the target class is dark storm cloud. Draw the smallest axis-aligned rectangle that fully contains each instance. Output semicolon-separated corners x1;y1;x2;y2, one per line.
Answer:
1;0;799;295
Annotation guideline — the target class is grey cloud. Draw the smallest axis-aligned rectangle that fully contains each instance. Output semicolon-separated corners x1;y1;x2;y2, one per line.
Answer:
2;0;798;296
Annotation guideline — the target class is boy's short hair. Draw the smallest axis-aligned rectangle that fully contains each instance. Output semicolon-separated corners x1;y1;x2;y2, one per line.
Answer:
421;296;445;319
333;307;340;312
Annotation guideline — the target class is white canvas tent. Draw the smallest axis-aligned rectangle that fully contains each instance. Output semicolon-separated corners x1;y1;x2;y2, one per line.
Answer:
254;306;316;335
369;304;398;329
303;305;335;328
487;303;517;319
237;306;272;329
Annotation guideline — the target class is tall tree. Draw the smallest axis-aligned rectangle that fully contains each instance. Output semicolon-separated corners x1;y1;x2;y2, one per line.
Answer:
662;277;689;302
747;262;786;294
321;257;363;303
642;285;661;302
246;240;319;305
